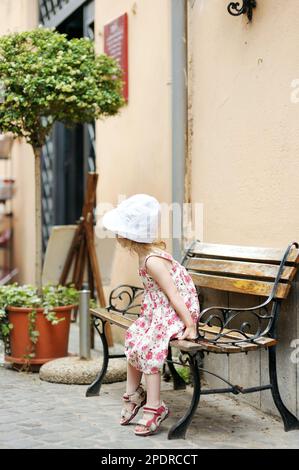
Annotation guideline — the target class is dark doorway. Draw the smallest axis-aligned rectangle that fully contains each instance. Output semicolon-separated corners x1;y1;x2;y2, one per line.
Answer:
40;1;95;252
53;6;84;226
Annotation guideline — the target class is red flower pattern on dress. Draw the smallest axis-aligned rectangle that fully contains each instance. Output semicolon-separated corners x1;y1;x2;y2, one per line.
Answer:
124;250;200;374
155;351;165;362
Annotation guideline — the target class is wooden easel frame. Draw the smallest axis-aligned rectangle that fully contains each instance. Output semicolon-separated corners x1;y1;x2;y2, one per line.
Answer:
59;173;113;347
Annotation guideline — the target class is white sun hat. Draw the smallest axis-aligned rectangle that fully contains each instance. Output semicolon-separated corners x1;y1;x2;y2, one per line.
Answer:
102;194;160;243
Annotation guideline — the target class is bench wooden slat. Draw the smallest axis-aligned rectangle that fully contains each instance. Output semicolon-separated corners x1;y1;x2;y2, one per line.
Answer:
190;242;299;264
171;338;257;354
171;336;275;354
200;333;255;352
189;272;290;299
169;338;231;353
90;308;134;329
186;258;296;282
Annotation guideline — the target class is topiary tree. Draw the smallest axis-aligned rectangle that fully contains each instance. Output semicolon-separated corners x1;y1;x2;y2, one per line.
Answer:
0;27;125;289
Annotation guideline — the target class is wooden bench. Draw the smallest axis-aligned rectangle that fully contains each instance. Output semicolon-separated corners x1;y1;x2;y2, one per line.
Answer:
86;241;299;439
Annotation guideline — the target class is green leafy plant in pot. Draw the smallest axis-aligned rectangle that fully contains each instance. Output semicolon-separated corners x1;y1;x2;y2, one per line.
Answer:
0;284;79;367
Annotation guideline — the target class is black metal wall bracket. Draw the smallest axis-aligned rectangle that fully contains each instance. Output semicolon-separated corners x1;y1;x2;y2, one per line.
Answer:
227;1;257;22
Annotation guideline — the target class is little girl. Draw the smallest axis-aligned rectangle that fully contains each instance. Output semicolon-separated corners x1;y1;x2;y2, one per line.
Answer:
102;194;200;436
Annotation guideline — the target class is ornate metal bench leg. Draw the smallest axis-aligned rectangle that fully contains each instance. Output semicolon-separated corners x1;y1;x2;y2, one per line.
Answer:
86;319;109;397
166;346;186;390
168;352;201;439
269;346;299;431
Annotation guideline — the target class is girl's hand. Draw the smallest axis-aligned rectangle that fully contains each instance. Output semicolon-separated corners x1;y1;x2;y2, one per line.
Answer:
178;324;198;341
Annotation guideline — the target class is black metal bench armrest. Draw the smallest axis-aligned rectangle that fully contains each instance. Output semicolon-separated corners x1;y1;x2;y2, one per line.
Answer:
108;284;144;315
197;302;273;345
199;299;271;318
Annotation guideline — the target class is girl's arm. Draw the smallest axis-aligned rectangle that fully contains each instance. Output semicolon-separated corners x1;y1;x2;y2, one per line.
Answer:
146;257;198;340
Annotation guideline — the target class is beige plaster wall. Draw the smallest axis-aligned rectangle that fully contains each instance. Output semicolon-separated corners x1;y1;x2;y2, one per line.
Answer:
95;0;172;298
0;0;38;34
190;0;299;247
189;0;299;418
0;0;38;283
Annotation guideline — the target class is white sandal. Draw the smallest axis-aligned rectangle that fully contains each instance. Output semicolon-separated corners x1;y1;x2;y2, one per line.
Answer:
134;401;169;436
120;385;147;425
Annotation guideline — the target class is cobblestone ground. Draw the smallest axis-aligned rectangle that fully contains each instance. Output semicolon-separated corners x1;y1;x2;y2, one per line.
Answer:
1;364;299;449
1;325;299;449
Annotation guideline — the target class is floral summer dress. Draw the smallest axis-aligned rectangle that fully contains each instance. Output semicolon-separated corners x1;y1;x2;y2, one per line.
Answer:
124;250;200;374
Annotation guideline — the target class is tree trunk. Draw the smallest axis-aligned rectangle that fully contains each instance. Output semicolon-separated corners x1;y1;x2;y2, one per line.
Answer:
33;147;43;293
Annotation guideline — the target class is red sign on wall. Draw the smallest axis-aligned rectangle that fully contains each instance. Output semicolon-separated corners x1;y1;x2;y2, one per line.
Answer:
104;13;128;102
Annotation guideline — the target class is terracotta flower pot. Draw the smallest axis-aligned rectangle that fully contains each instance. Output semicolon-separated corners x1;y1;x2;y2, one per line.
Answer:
5;305;75;366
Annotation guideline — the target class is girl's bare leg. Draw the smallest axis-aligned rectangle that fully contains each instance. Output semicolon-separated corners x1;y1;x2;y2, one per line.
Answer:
144;372;161;406
135;372;161;432
126;362;143;394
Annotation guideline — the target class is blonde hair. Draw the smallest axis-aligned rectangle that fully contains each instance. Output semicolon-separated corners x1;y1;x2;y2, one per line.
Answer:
116;236;166;255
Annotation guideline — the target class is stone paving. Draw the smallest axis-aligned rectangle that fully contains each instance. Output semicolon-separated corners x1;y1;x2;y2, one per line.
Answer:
1;324;299;449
